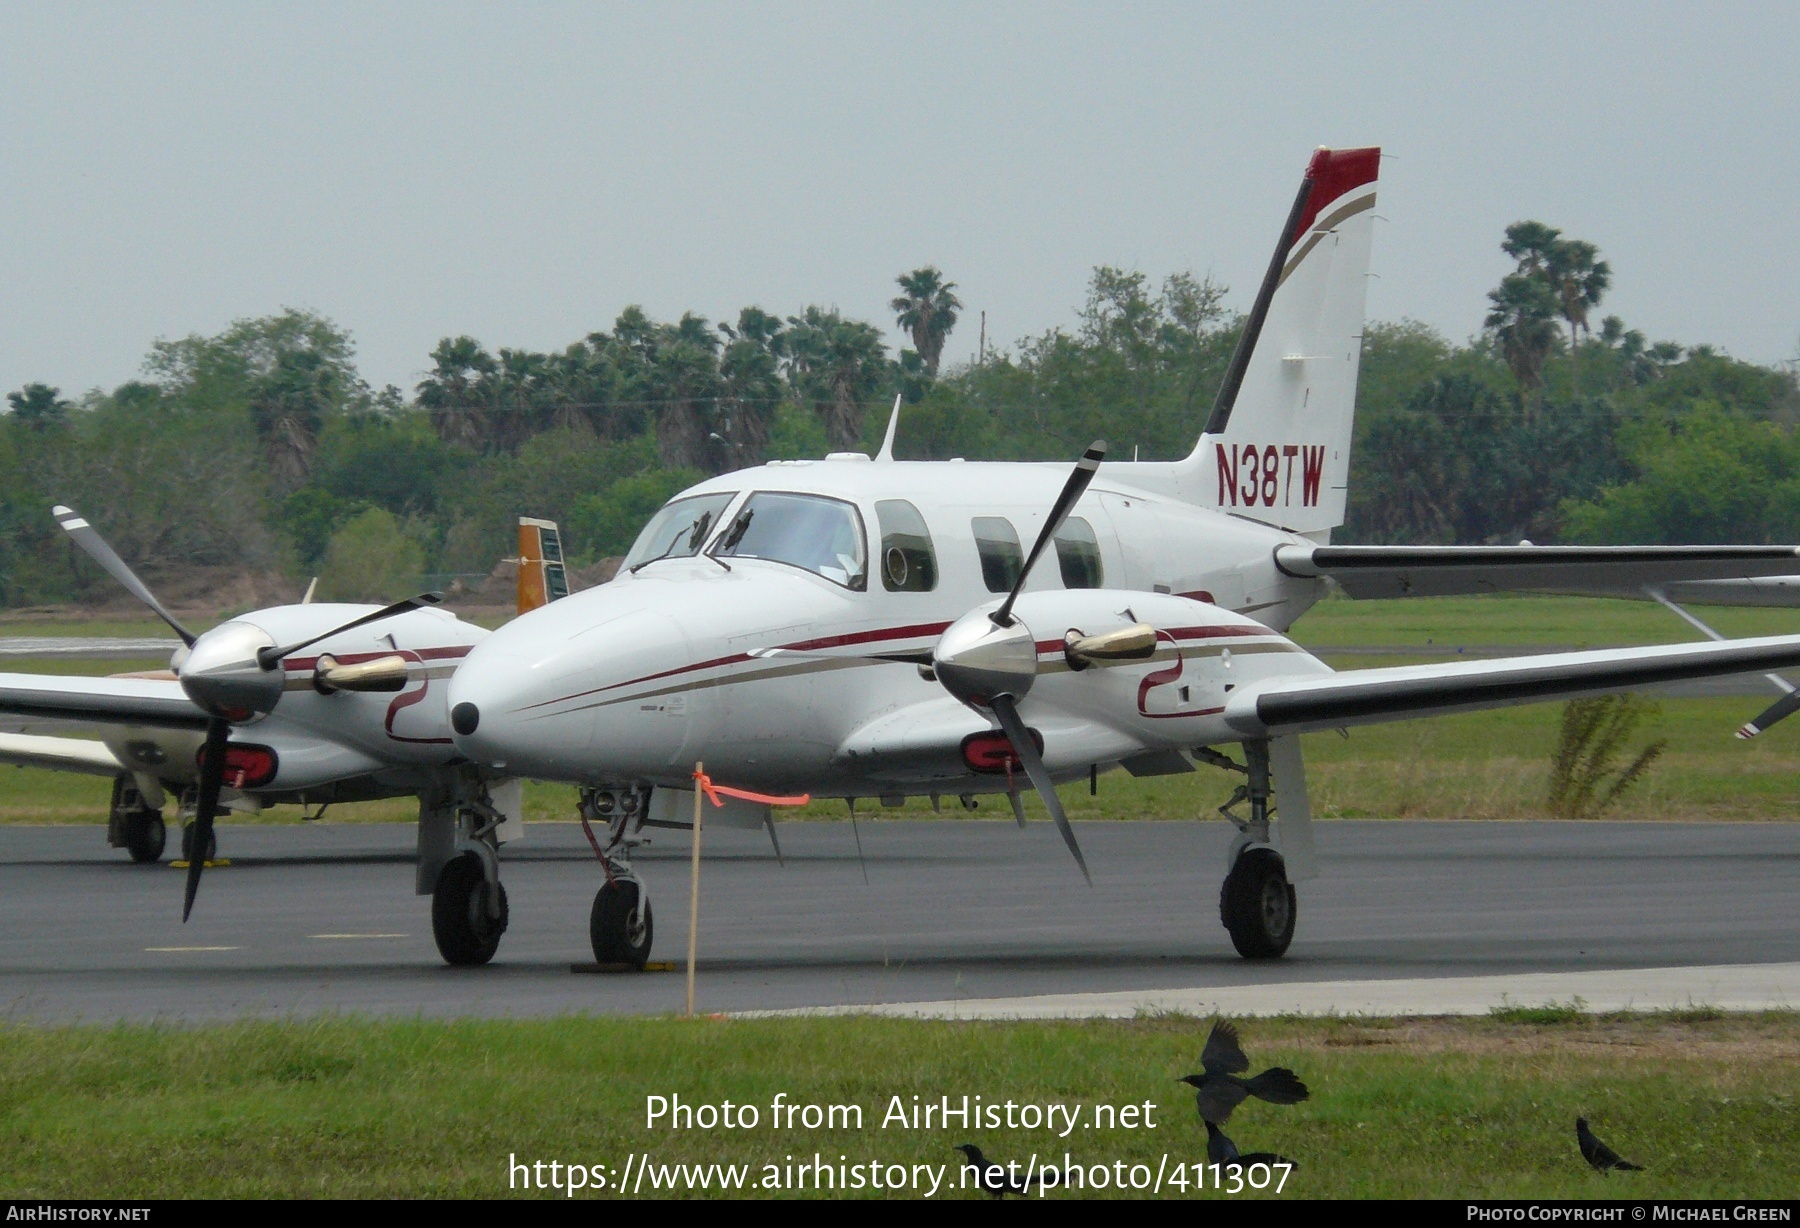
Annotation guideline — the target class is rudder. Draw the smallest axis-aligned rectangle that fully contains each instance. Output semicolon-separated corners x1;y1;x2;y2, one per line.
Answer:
1137;147;1379;535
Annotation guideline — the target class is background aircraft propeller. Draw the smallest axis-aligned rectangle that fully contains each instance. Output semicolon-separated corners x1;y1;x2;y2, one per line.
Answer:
254;594;442;671
184;717;230;920
53;503;441;916
54;506;197;647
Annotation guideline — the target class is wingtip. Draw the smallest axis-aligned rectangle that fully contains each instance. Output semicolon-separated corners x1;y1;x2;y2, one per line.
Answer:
1737;724;1761;740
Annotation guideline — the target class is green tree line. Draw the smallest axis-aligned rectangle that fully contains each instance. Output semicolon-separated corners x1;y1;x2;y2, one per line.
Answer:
4;235;1797;607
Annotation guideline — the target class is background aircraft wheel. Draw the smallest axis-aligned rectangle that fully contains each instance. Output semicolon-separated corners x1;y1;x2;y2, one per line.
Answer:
1220;846;1295;959
122;810;166;863
180;822;216;864
432;853;509;966
590;880;653;969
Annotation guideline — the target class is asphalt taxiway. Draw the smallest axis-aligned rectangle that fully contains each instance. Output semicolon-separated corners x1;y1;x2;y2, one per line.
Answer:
1;817;1796;1023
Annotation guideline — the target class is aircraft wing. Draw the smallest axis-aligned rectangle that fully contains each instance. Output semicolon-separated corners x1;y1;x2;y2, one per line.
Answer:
0;732;124;776
1224;633;1800;736
0;673;210;731
1274;544;1800;599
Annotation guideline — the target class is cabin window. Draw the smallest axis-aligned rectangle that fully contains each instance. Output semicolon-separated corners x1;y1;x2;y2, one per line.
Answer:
875;500;937;592
972;517;1023;593
621;492;736;570
714;492;867;590
1054;516;1104;589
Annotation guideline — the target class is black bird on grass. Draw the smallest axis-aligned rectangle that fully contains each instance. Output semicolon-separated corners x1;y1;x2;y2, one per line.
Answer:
1576;1117;1644;1173
1180;1020;1310;1125
953;1144;1035;1199
1205;1120;1296;1169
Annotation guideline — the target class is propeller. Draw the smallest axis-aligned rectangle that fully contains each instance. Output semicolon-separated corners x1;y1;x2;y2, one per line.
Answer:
54;506;197;647
1737;690;1800;739
184;716;230;921
927;442;1109;883
992;441;1106;627
255;594;442;670
990;693;1090;884
52;504;441;917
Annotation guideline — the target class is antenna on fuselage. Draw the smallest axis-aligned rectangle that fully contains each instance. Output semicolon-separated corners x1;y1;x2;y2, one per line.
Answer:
875;393;902;462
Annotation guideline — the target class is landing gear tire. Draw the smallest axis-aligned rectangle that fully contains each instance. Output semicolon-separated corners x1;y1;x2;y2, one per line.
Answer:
122;810;166;863
590;880;653;969
180;822;216;865
1220;847;1295;960
432;853;510;966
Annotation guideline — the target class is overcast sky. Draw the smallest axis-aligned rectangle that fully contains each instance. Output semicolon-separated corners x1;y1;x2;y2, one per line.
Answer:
4;2;1797;400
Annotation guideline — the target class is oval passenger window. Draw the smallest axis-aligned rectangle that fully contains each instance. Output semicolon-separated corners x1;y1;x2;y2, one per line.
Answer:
875;500;937;592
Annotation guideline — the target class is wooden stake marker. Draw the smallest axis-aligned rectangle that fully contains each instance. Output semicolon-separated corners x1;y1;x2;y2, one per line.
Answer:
686;761;704;1018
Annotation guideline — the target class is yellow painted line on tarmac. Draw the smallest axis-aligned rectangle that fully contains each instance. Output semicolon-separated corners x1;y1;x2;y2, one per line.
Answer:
145;946;240;952
309;933;408;940
570;960;680;974
168;859;231;868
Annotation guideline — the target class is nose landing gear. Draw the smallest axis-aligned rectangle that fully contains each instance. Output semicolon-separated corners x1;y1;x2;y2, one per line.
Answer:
591;879;654;967
580;786;654;969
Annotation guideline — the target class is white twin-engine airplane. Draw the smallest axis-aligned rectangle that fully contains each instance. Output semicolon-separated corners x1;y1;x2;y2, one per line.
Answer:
8;146;1800;971
0;516;571;950
436;145;1800;967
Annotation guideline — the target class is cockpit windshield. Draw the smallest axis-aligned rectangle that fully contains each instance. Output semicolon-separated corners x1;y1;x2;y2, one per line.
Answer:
622;492;736;571
713;492;867;590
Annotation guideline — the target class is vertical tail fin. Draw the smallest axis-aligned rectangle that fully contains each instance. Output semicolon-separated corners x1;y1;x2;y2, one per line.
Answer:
1139;147;1379;535
516;517;569;614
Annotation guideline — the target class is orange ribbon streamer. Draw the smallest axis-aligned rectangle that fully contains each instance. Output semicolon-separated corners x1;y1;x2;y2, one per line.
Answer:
693;769;810;809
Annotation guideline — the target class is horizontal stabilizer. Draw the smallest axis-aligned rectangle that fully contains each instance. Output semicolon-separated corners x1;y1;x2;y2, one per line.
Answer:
1276;544;1800;599
1227;633;1800;736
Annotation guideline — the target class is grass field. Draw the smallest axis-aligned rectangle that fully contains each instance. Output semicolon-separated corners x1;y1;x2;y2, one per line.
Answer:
0;1011;1790;1199
3;593;1799;824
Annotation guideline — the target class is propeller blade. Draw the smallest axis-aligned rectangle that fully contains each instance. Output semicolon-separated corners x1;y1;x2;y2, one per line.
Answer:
990;693;1091;885
183;716;230;921
1738;690;1800;739
53;506;197;647
992;441;1106;628
256;593;443;670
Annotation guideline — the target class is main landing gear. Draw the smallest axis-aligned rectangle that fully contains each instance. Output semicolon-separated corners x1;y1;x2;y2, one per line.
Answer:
107;774;166;864
432;793;510;966
1204;741;1297;960
580;787;654;969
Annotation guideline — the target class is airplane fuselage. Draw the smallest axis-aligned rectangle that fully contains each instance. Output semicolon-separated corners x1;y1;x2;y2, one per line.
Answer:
448;455;1336;795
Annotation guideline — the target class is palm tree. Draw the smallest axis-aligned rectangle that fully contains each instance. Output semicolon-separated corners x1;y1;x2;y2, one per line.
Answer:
1485;273;1561;410
1500;220;1563;277
890;267;962;378
1544;239;1611;391
785;306;889;450
417;336;497;449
